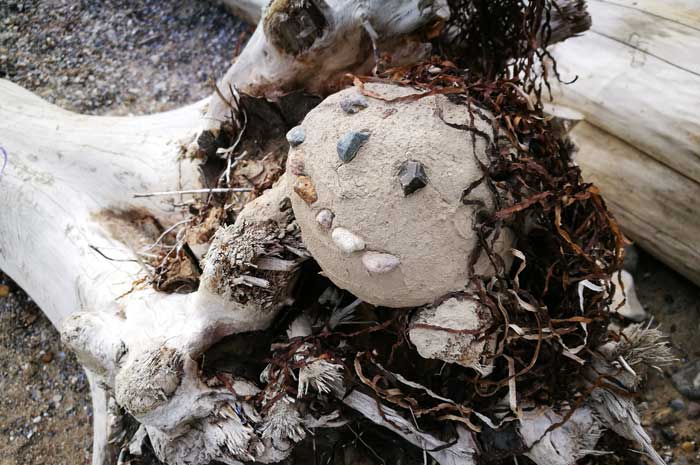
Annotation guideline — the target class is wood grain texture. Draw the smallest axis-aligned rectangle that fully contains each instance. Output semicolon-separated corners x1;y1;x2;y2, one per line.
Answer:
549;0;700;183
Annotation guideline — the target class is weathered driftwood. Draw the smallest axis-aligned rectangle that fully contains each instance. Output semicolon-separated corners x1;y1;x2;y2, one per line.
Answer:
549;0;700;284
203;0;449;132
0;80;299;465
0;80;195;464
550;0;700;181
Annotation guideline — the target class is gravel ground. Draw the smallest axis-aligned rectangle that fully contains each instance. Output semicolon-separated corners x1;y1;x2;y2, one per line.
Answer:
0;275;92;465
631;249;700;465
0;0;247;115
1;1;699;464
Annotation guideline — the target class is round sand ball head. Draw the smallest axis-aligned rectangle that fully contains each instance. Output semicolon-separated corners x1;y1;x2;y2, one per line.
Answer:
289;84;513;308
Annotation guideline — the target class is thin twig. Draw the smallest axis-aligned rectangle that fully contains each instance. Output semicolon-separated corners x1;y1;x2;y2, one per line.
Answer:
89;245;140;263
347;425;386;465
218;87;248;185
133;187;252;198
137;34;161;46
220;149;248;185
141;218;193;252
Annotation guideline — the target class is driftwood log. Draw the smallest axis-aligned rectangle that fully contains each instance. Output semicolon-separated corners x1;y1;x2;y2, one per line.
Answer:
0;1;677;465
548;0;700;284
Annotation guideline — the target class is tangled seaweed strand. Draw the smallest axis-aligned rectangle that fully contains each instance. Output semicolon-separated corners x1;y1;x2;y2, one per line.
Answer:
444;0;549;79
443;0;591;97
439;0;623;408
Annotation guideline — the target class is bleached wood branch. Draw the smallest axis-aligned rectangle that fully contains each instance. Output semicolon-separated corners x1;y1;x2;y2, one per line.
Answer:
133;187;253;198
203;0;449;131
0;79;203;328
0;79;206;465
549;0;700;182
344;390;607;465
342;390;479;465
0;79;302;465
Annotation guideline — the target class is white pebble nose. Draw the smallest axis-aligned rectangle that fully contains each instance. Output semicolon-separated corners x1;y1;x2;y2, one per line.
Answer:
331;227;365;254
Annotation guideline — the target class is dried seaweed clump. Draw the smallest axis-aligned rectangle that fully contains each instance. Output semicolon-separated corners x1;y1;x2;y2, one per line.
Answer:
443;0;591;89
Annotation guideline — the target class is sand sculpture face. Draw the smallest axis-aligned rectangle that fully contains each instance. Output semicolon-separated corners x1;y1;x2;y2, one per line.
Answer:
288;83;512;308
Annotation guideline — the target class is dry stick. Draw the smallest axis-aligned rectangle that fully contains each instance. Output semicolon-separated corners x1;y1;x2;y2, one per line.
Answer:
347;424;387;465
133;187;253;198
142;218;193;252
221;84;248;186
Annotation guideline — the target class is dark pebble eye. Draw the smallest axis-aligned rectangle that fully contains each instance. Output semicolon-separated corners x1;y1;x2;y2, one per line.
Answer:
398;160;429;195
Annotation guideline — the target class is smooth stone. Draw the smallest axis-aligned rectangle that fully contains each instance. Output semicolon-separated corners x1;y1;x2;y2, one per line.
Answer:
408;298;494;375
398;160;429;195
340;93;369;114
672;360;700;400
670;398;686;411
287;151;305;176
286;126;306;147
331;227;365;254
688;401;700;419
337;130;369;163
293;176;318;204
362;251;400;274
315;209;334;230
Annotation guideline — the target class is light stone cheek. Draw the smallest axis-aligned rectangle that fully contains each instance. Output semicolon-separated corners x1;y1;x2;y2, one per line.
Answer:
362;251;400;273
331;227;365;254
